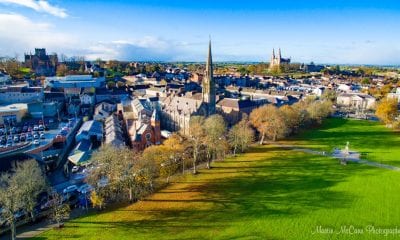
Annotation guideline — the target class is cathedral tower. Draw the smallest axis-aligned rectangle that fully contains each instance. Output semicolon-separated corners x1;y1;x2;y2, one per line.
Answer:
202;39;216;115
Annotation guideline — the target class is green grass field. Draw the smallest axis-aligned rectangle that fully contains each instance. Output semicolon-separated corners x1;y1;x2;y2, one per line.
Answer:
34;119;400;240
288;118;400;167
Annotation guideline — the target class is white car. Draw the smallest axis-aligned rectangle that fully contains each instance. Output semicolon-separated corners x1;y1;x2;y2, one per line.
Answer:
33;140;40;145
63;185;78;194
71;166;80;173
77;184;93;194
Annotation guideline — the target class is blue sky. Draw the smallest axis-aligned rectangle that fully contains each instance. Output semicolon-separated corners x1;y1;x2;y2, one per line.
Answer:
0;0;400;64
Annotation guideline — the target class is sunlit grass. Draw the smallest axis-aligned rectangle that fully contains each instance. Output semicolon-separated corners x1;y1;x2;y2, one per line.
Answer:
34;119;400;240
288;118;400;167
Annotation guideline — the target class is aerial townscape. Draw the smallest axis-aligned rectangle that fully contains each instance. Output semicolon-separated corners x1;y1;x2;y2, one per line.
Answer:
1;1;400;240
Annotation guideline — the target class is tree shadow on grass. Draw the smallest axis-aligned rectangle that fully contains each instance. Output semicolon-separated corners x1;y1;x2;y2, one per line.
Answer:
38;147;372;239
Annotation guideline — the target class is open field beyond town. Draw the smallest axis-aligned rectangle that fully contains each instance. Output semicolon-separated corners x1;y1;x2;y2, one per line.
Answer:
34;119;400;240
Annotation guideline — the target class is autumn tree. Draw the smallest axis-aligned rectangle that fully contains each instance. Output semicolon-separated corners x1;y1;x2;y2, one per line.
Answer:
143;145;177;183
56;64;68;76
90;190;105;210
88;146;134;202
189;116;206;174
163;133;186;173
306;100;333;124
228;114;254;155
203;114;227;169
250;105;287;143
48;191;70;228
321;89;337;102
376;97;399;126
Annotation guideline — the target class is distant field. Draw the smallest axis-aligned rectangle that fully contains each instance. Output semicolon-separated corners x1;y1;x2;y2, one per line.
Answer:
35;119;400;240
288;118;400;167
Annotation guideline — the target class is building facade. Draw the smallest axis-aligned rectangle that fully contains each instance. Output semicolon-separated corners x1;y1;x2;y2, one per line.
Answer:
161;41;216;135
24;48;58;76
269;48;290;69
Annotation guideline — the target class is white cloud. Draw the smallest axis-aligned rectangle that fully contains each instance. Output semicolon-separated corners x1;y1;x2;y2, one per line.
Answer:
0;13;76;57
85;37;187;61
0;0;67;18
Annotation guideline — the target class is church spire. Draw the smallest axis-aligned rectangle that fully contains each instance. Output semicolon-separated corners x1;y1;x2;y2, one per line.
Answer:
206;38;213;78
202;38;216;116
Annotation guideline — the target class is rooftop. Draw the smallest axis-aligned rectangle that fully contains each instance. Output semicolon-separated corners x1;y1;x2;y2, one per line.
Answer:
0;103;28;113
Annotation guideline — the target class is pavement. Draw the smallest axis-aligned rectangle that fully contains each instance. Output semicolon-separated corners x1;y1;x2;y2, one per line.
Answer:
0;208;86;240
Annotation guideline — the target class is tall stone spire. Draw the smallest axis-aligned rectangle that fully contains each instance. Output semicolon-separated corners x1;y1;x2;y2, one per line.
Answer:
202;39;216;115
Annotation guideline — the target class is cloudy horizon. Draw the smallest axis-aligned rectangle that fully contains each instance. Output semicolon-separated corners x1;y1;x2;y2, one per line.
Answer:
1;0;400;65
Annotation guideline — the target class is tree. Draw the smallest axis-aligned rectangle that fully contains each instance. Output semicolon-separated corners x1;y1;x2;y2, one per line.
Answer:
0;56;21;78
306;100;333;124
0;160;48;240
90;190;105;210
321;89;337;102
48;191;70;228
88;145;157;204
56;64;68;76
13;160;49;222
189;116;206;174
143;145;177;184
280;105;301;136
269;65;282;75
228;114;254;155
0;173;20;240
203;114;227;169
376;98;399;126
163;133;186;173
250;105;287;143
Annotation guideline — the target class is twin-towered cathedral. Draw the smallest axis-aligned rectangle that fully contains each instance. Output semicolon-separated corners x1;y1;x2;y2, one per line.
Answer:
269;48;291;69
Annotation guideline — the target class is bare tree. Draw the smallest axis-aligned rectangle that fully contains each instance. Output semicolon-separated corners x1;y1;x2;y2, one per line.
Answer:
203;114;227;168
228;114;254;155
14;161;49;222
0;160;48;240
48;191;70;228
189;116;206;174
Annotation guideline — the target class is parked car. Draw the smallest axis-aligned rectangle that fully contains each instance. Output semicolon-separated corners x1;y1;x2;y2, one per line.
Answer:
40;133;45;139
71;166;80;173
77;184;93;194
33;140;40;145
33;126;39;131
38;125;44;131
13;135;19;143
33;133;39;139
63;185;78;194
20;134;26;141
26;134;33;141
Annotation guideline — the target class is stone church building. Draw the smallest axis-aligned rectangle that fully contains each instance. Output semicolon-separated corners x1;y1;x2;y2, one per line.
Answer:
269;48;291;69
161;40;216;135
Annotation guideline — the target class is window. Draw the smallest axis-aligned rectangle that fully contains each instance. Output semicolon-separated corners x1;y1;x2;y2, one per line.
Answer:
145;133;151;141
